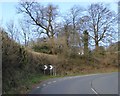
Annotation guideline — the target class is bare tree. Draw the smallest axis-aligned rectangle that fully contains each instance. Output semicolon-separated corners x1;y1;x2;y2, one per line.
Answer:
6;20;21;43
69;5;83;31
19;21;31;46
86;3;117;49
6;20;16;40
17;1;59;54
69;5;84;46
83;30;89;56
63;5;84;48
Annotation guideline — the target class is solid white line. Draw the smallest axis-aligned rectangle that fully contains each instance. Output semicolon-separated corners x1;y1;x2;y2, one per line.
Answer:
91;88;98;94
73;73;101;78
83;74;99;77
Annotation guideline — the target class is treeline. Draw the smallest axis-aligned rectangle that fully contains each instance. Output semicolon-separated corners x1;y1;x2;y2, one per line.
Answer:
6;2;117;56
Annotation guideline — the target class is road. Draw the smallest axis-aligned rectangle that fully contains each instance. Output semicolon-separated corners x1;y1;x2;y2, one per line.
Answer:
29;72;118;94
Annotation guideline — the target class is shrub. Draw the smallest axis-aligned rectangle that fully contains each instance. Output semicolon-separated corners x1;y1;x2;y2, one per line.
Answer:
32;44;52;54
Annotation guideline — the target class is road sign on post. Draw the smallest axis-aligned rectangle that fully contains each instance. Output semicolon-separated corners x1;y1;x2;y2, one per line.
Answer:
44;65;48;75
49;64;53;75
49;65;53;70
44;65;47;70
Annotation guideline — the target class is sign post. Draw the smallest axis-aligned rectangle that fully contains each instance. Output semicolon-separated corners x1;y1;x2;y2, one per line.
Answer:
54;66;56;76
53;66;56;76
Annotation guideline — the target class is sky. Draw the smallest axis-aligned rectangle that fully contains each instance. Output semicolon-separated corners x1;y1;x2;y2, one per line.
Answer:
0;0;118;29
0;0;118;45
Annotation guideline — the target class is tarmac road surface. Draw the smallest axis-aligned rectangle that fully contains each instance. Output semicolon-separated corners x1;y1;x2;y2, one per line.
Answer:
29;72;118;94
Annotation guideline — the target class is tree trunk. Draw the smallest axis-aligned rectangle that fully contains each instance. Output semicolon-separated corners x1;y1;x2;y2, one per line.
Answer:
83;30;89;56
50;37;55;55
95;41;99;50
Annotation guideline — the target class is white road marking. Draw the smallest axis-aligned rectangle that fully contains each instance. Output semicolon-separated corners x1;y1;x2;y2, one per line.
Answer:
80;74;97;77
48;82;51;84
53;81;56;83
91;88;98;94
63;78;66;80
43;84;46;86
61;74;100;80
37;86;40;88
73;74;100;78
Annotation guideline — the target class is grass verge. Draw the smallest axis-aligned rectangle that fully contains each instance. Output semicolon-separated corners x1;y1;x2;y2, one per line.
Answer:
7;74;61;94
7;66;118;94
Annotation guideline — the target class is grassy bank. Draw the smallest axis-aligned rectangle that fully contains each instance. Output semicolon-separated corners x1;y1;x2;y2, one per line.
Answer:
2;31;58;94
